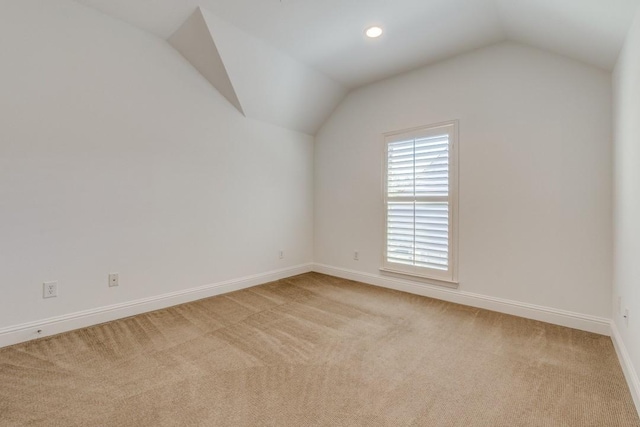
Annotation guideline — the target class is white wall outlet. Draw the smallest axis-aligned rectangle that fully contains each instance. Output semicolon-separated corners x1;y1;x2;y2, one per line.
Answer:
279;250;284;259
109;273;119;287
623;308;629;327
43;281;58;299
354;251;359;261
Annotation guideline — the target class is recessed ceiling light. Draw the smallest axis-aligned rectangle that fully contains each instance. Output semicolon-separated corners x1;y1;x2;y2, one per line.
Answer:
365;26;383;38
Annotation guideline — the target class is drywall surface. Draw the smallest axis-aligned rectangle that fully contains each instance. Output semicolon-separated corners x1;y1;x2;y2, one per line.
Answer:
168;7;245;117
168;7;347;135
0;0;313;329
613;4;640;394
315;42;613;318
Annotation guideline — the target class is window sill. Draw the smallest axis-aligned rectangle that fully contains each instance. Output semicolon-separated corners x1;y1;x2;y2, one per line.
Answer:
379;267;459;289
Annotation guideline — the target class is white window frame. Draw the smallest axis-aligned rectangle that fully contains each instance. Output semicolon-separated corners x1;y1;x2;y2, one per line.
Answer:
381;120;459;284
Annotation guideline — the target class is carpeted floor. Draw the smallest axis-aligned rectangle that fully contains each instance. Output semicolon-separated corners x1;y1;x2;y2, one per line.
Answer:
0;273;638;426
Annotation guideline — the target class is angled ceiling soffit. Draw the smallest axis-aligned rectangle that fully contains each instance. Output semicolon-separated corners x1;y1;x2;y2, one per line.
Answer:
168;7;245;116
168;7;346;135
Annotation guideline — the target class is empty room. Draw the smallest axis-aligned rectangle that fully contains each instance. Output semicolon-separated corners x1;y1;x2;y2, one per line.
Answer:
1;0;640;425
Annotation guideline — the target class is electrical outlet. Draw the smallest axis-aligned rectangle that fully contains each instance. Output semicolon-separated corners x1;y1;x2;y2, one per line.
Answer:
43;281;58;299
109;273;119;287
354;251;359;261
624;308;629;327
279;250;284;259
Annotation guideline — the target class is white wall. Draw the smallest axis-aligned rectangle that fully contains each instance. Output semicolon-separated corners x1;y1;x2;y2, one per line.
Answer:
315;42;612;319
0;0;313;329
613;4;640;401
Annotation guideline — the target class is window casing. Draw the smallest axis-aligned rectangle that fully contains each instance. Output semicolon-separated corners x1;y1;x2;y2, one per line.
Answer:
382;121;458;283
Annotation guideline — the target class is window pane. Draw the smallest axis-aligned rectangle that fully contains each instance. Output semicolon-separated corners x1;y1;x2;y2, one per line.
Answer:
415;202;448;270
387;201;415;265
387;201;449;271
415;134;449;197
388;139;415;196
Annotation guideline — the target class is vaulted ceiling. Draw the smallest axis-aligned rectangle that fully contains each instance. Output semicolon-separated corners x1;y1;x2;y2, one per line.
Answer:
74;0;639;89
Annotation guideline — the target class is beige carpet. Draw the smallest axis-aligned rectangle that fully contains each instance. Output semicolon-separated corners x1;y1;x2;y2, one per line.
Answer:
0;273;638;426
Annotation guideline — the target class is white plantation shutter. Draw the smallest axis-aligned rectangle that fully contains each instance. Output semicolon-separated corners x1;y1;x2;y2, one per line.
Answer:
383;122;458;282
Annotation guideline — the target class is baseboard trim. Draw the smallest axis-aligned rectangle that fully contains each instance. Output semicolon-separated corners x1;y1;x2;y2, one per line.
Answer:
312;264;611;335
611;321;640;415
0;263;313;349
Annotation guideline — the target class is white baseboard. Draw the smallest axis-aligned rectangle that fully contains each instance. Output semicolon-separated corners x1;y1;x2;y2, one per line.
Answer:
611;321;640;415
0;263;313;349
3;262;635;416
312;263;611;336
